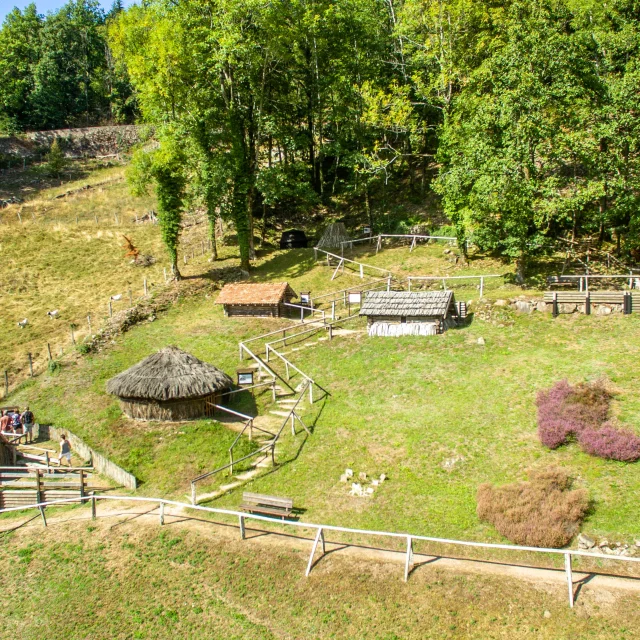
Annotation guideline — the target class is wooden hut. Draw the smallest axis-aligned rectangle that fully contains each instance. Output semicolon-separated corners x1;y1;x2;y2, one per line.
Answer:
106;346;233;421
316;222;352;250
359;290;459;336
216;282;297;317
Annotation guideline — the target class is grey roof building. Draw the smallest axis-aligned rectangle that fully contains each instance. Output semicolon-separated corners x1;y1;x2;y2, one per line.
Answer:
359;290;459;336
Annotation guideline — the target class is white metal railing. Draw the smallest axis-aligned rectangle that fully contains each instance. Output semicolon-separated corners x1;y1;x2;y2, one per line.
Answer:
340;234;458;256
313;248;392;280
2;493;638;608
407;274;504;299
549;273;640;292
282;302;326;323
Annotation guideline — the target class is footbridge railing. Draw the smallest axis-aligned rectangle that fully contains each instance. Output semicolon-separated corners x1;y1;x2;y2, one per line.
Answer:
3;493;639;608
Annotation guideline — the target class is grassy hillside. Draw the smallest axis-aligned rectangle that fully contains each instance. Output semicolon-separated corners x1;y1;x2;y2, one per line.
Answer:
1;509;638;639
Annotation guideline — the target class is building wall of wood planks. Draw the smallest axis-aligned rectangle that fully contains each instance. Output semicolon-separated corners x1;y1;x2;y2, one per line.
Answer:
117;391;228;422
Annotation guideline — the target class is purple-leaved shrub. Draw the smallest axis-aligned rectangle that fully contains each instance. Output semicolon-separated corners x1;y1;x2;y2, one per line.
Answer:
536;379;640;462
578;424;640;462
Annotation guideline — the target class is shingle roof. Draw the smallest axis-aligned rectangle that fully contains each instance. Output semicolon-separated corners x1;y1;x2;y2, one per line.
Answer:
359;290;455;317
216;282;296;305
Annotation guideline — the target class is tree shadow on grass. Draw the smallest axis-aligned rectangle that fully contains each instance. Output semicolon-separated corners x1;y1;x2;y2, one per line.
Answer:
251;249;317;282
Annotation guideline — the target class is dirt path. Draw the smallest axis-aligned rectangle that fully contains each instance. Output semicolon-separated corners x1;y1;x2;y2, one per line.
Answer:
4;498;640;605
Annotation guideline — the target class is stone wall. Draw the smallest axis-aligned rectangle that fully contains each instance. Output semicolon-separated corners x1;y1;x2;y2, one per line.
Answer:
0;124;152;160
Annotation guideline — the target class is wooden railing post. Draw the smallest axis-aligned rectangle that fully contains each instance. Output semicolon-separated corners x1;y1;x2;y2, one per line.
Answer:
159;501;165;526
191;482;197;506
306;527;325;577
229;451;234;476
565;553;574;608
35;468;42;505
91;492;96;520
39;505;47;527
404;536;413;582
79;469;85;499
239;515;246;540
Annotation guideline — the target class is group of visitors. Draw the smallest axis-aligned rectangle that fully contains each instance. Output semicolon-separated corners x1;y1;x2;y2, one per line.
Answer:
0;406;35;443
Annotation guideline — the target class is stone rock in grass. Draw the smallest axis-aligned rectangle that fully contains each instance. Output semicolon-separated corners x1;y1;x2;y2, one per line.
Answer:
543;611;552;619
345;468;353;478
515;300;532;314
494;299;509;307
578;533;595;550
379;474;386;483
350;482;363;496
340;474;348;483
596;306;612;316
477;337;485;346
536;301;548;313
359;472;367;481
558;303;577;314
599;539;610;548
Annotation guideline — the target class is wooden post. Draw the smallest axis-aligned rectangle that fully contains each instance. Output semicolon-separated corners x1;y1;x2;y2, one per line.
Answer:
91;492;96;520
108;300;113;318
35;469;42;504
39;506;47;527
143;278;148;296
95;215;98;224
408;278;412;292
70;325;75;345
585;293;591;315
28;352;33;377
45;451;50;471
306;527;325;577
128;289;133;307
47;343;52;361
329;325;333;340
291;411;295;435
271;444;275;466
79;470;85;498
285;360;290;380
565;553;574;608
387;276;391;292
552;292;558;318
159;501;165;525
229;451;234;476
359;264;364;279
87;314;92;333
17;211;22;224
3;370;7;397
184;255;187;265
163;268;168;283
309;382;313;404
404;536;413;582
480;277;484;300
191;483;197;506
331;301;336;320
239;515;246;540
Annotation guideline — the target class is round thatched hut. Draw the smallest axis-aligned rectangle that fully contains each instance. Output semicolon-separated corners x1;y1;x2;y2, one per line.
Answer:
106;347;234;421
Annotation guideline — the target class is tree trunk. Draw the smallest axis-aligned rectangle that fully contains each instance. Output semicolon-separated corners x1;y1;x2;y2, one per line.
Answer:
210;215;218;261
171;259;182;280
365;186;373;230
515;253;526;285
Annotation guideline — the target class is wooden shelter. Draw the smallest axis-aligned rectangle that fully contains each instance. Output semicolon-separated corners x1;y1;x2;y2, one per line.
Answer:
216;282;297;317
359;290;458;336
106;346;233;421
316;222;352;249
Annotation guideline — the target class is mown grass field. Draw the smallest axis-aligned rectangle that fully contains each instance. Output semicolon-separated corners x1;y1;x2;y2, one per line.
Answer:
1;508;638;640
6;239;640;547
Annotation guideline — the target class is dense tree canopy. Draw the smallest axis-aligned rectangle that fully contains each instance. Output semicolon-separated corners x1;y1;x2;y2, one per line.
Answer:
5;0;640;276
0;0;135;131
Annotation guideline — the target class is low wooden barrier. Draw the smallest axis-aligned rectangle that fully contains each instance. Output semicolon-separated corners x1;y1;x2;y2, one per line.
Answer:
2;494;640;609
0;467;104;509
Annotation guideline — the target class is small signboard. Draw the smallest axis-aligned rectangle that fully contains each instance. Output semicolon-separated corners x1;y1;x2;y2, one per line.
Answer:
237;368;254;387
348;291;362;304
363;226;372;236
300;291;311;306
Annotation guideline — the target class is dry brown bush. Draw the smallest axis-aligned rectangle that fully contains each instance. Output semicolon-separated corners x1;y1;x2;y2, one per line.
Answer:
476;468;589;548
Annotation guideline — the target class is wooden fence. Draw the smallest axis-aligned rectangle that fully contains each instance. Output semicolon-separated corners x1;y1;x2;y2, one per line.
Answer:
0;467;100;509
2;493;639;609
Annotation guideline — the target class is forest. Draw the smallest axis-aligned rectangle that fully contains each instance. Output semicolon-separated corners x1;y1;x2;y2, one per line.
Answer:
2;0;640;278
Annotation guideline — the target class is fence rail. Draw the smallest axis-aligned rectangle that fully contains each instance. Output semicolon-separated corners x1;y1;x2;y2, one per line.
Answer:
2;493;638;608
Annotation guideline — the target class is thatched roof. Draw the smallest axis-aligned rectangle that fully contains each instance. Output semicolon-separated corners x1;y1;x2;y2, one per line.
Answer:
216;282;296;305
315;222;352;249
106;347;233;401
359;290;455;317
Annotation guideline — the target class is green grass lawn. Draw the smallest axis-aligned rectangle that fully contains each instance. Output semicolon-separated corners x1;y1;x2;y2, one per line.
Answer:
8;243;640;549
1;510;638;639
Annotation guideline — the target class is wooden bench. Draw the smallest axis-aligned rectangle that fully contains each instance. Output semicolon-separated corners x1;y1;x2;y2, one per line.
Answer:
240;492;293;520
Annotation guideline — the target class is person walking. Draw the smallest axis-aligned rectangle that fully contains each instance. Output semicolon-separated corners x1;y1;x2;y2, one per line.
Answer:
10;410;22;435
59;434;72;467
0;411;10;433
21;406;35;444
